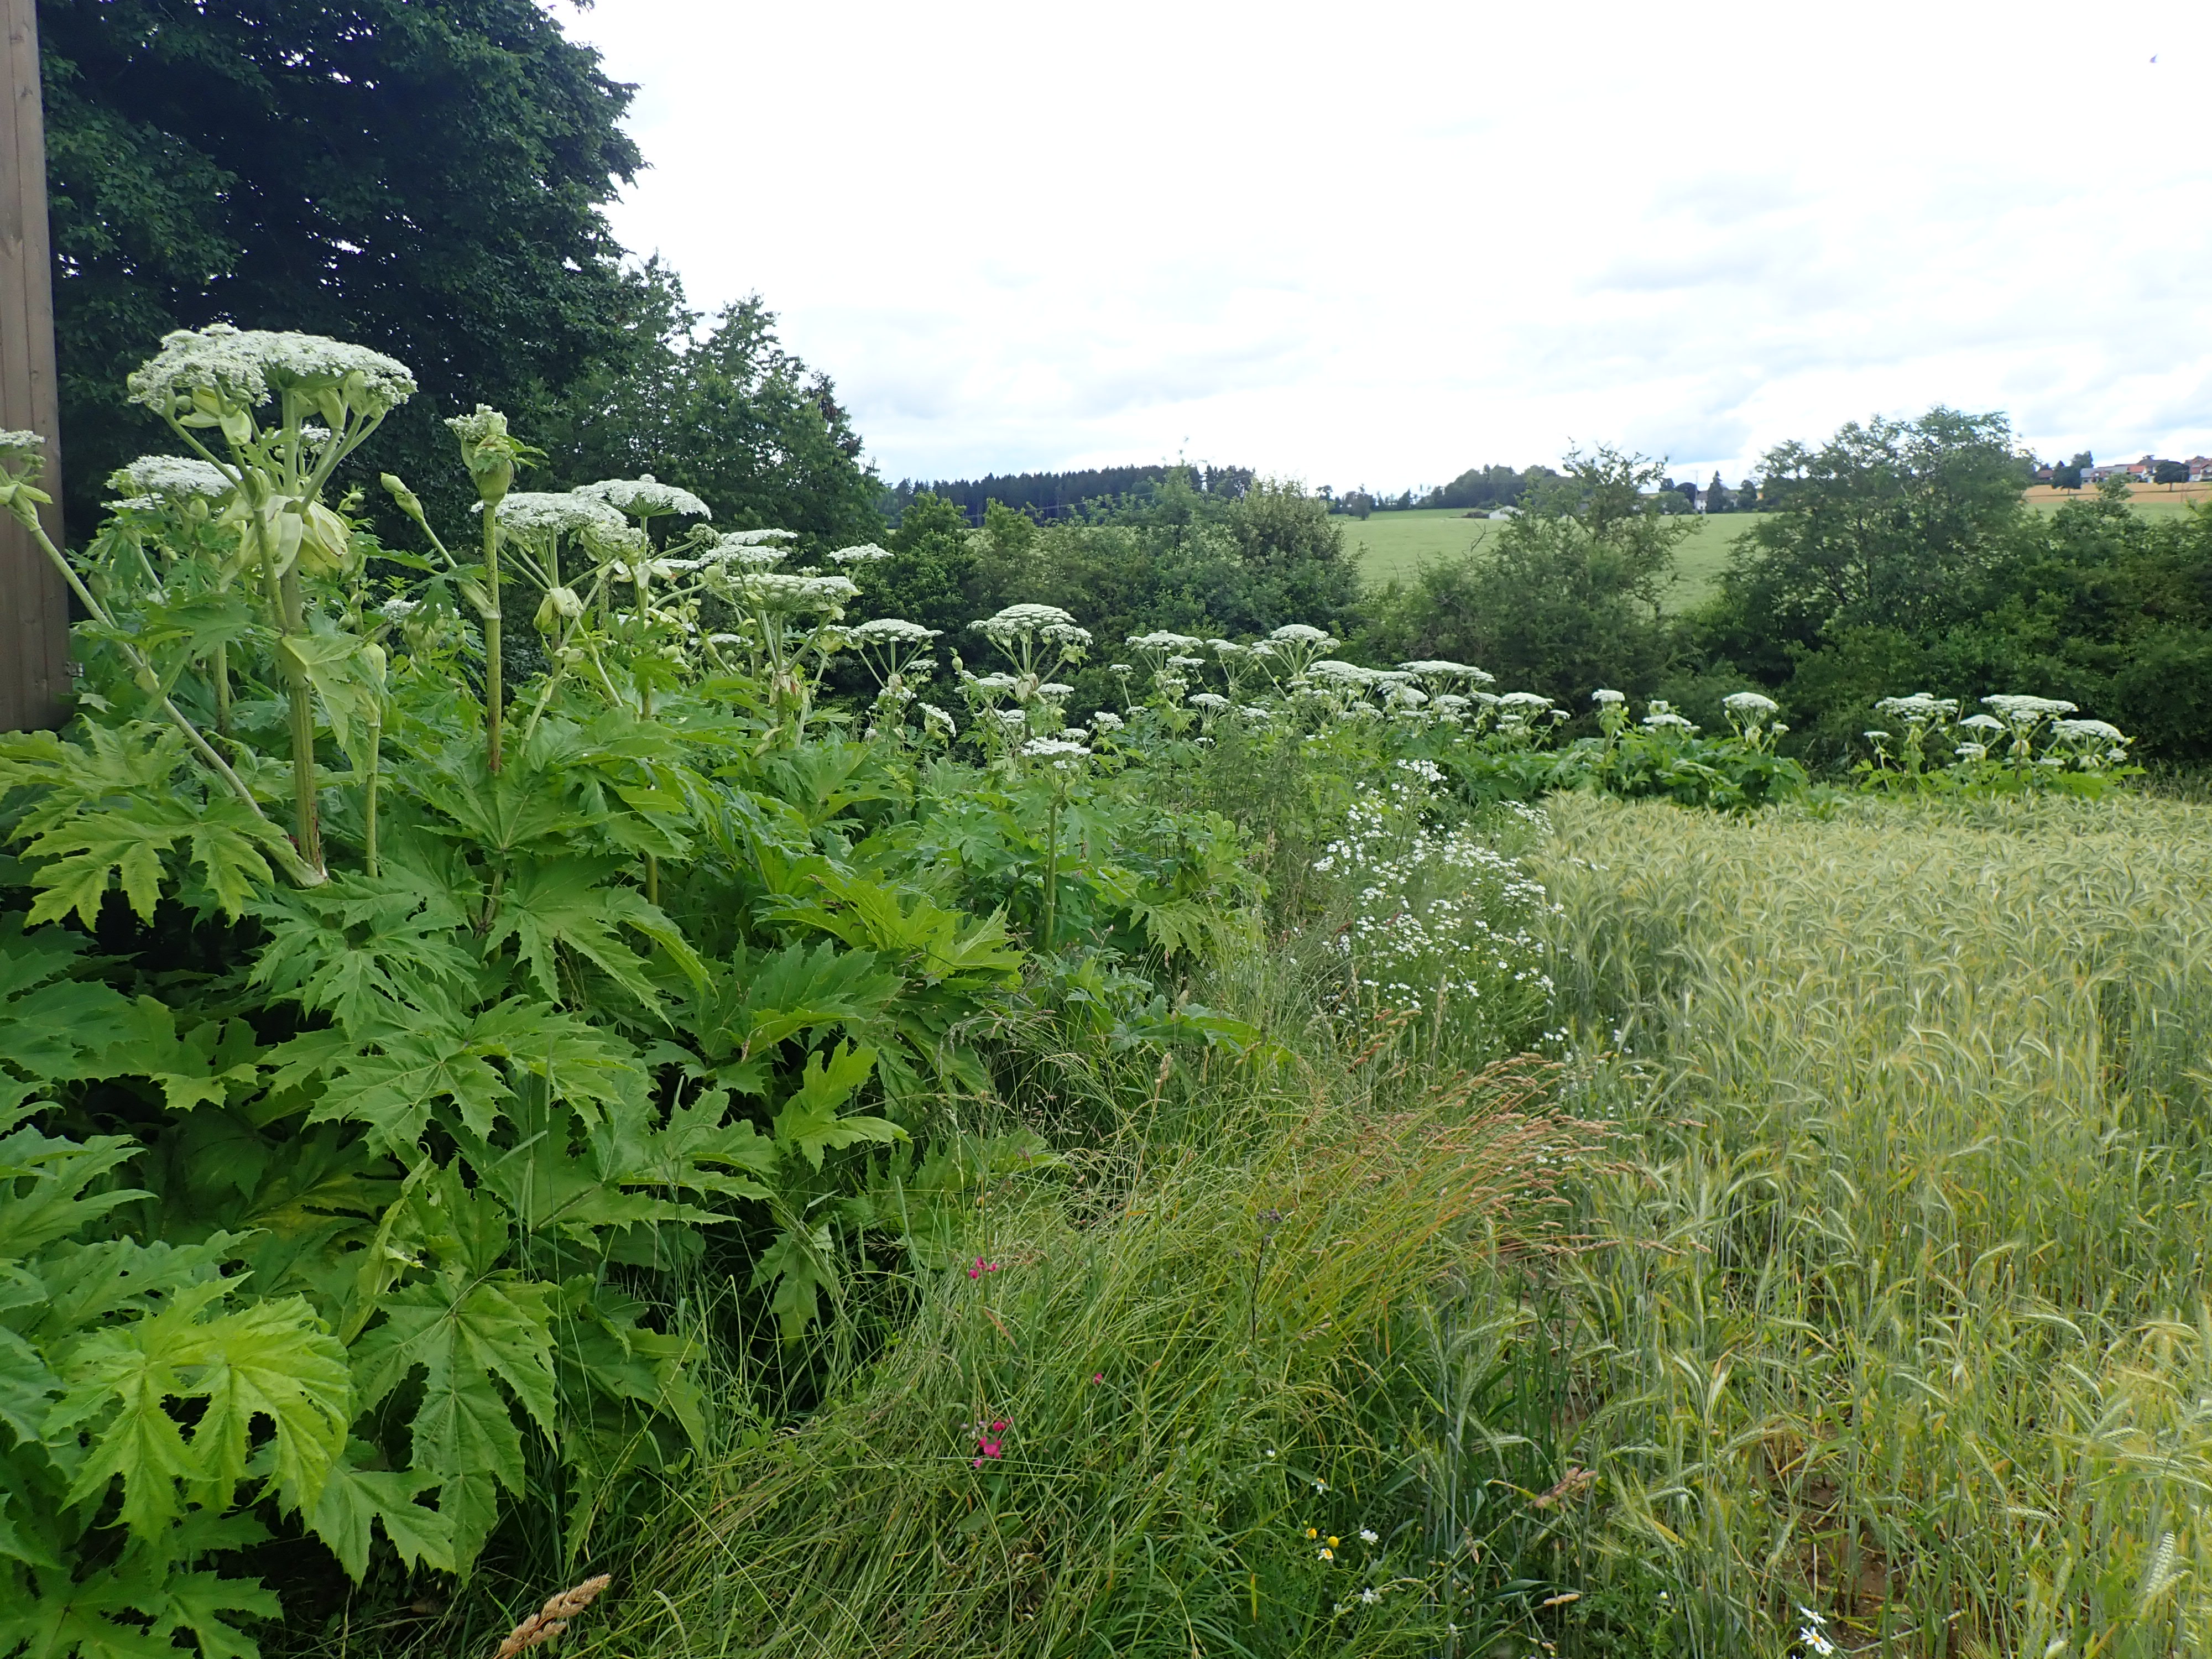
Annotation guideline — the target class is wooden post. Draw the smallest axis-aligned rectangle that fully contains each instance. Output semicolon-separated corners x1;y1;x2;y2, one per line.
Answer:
0;0;64;733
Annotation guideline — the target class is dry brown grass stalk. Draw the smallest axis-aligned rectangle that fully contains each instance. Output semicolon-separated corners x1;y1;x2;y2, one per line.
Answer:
489;1574;612;1659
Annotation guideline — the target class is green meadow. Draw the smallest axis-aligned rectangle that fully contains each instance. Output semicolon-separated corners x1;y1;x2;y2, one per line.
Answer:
1340;508;1751;608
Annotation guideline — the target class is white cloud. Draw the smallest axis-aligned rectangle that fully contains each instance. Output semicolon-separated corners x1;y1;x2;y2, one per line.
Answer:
554;0;2212;487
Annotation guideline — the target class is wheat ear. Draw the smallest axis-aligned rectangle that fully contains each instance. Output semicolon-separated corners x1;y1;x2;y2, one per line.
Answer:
491;1574;612;1659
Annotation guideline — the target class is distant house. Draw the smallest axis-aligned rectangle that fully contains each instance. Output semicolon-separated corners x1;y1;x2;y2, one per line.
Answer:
2189;456;2212;482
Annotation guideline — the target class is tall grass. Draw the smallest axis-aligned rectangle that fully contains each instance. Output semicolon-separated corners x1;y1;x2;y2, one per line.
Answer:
593;1034;1603;1658
1538;793;2212;1655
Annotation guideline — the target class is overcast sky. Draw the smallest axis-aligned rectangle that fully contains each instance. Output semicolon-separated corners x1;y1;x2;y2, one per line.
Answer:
555;0;2210;493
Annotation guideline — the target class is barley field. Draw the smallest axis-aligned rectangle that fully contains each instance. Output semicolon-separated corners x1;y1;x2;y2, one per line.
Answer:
1536;792;2212;1655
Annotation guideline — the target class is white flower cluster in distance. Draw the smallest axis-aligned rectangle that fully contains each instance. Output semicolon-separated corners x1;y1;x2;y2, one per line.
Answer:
127;324;417;414
108;455;236;502
574;474;712;520
827;543;894;564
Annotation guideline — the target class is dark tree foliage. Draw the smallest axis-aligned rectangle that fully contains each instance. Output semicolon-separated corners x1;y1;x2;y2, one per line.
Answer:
886;464;1256;524
41;0;643;531
530;263;883;550
1701;408;2029;681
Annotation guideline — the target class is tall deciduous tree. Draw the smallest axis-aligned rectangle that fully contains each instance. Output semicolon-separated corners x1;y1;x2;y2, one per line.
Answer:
530;264;884;549
41;0;643;528
1714;408;2028;669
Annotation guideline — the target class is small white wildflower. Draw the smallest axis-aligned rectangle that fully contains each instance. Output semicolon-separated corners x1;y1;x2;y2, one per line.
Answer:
1358;1587;1381;1605
1357;1527;1378;1544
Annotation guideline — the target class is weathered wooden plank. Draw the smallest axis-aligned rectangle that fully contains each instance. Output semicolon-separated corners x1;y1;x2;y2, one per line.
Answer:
0;0;65;733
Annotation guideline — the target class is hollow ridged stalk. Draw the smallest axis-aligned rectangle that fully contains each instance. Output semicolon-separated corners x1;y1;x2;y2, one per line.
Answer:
275;563;326;877
483;504;504;773
362;714;382;878
1040;787;1061;951
212;641;231;737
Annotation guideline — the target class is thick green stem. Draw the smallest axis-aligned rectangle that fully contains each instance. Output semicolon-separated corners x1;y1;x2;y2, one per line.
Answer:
212;641;231;737
20;507;321;886
275;564;326;877
645;852;660;907
483;505;504;773
362;717;382;878
1040;789;1061;951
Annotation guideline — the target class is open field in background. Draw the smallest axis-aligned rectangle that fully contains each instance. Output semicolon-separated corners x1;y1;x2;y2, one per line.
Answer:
1345;489;2209;608
2025;481;2211;512
1340;508;1751;608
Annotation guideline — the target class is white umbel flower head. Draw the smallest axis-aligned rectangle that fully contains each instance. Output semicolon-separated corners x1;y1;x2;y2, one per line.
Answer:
1305;659;1376;685
479;491;629;541
849;618;942;644
1983;692;2078;722
826;542;894;564
1875;692;1959;724
1128;630;1206;653
1021;736;1092;768
108;454;236;500
978;603;1091;648
0;429;45;462
1091;709;1125;731
127;324;416;415
573;474;712;520
1188;691;1230;711
1592;687;1626;705
1399;659;1496;685
2053;717;2125;742
1723;691;1780;717
1269;623;1338;647
734;571;858;614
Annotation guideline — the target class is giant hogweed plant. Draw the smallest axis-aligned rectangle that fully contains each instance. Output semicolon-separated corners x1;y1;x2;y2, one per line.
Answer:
0;327;1243;1657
